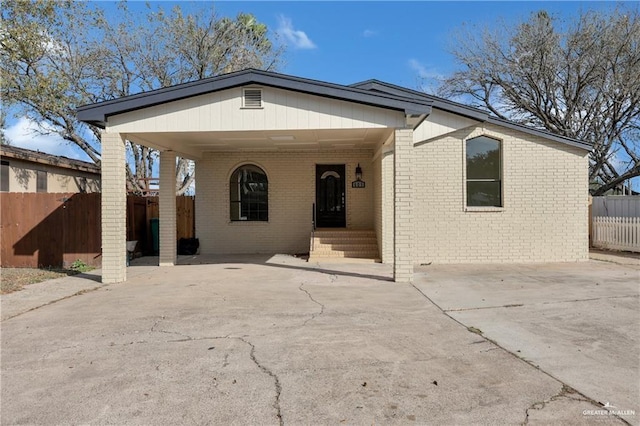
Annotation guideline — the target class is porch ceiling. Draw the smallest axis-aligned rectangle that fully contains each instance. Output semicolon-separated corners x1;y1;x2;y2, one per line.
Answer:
126;128;393;159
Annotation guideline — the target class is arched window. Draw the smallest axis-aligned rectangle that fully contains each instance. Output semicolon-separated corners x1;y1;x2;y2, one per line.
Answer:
230;164;268;221
466;136;502;207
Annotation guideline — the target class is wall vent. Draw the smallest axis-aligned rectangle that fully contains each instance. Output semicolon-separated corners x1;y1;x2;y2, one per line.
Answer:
243;88;263;108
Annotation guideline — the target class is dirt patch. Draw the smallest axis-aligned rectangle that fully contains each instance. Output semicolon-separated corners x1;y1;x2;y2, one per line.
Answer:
0;268;80;294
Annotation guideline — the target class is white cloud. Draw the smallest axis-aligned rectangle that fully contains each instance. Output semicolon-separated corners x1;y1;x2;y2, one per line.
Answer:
408;59;443;80
362;29;377;38
277;15;316;49
4;117;92;161
408;59;446;94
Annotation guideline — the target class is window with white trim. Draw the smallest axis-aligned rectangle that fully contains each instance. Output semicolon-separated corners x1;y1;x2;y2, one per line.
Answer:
230;164;268;221
466;136;502;207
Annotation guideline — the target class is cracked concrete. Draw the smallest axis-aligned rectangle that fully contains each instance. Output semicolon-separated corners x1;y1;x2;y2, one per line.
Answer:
415;260;639;425
299;282;325;325
522;384;612;425
148;320;284;426
1;255;636;424
238;337;283;426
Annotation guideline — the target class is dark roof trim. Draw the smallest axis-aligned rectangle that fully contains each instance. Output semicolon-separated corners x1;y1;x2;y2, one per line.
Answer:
350;80;488;121
0;145;101;174
485;116;593;151
77;68;591;151
76;69;432;128
350;79;592;151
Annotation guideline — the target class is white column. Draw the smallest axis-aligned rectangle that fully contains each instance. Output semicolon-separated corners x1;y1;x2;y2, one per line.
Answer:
159;151;177;266
101;132;127;283
394;128;414;282
380;145;395;264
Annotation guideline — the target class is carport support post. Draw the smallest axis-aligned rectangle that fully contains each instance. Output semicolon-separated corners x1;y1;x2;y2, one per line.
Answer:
101;131;127;283
159;151;177;266
393;128;414;283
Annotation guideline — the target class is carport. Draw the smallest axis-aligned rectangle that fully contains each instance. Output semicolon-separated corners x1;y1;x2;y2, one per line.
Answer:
77;69;431;284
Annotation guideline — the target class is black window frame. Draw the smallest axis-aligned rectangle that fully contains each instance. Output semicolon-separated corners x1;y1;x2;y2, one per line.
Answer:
229;164;268;222
1;160;9;192
465;136;502;207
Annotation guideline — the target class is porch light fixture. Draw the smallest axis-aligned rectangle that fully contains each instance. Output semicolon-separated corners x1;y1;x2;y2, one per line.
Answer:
355;164;363;181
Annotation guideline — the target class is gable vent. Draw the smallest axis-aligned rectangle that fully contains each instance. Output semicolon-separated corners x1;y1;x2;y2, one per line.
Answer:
243;88;263;108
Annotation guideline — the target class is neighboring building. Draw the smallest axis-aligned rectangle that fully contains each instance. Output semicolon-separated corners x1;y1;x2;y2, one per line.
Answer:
589;181;638;196
77;69;591;284
0;145;100;193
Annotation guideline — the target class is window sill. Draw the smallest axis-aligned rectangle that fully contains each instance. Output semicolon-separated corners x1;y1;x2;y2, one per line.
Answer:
464;206;504;213
229;220;270;225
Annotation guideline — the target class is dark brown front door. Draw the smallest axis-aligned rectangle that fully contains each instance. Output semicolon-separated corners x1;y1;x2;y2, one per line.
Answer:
316;164;346;228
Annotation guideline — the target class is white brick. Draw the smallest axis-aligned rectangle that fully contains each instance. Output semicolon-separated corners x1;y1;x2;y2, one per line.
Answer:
195;150;374;255
100;132;127;283
159;151;177;266
412;123;588;264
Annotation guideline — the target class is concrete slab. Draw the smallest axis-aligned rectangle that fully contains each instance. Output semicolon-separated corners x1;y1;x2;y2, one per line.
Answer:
1;269;104;321
0;255;628;424
0;266;156;321
415;261;640;425
590;249;640;267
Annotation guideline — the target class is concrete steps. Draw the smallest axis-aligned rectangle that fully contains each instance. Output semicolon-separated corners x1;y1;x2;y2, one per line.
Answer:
309;229;380;263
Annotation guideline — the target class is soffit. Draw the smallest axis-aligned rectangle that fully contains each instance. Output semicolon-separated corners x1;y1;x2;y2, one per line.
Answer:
126;128;392;158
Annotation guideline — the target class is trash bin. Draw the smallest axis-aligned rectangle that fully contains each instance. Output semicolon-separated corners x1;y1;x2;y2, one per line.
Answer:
150;218;160;255
178;238;199;255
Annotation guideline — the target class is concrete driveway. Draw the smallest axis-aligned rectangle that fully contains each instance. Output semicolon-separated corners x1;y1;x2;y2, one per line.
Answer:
1;255;634;425
414;260;640;425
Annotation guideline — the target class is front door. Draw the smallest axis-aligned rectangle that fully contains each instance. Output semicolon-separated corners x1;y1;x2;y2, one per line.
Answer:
316;164;346;228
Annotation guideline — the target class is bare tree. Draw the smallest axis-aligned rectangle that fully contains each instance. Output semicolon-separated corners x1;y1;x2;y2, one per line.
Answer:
439;8;640;195
1;1;283;194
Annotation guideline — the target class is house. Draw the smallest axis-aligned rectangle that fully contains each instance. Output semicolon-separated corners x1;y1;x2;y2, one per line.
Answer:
77;69;591;284
0;145;100;193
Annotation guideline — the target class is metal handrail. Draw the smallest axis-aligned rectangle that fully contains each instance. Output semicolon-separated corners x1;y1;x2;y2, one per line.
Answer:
312;202;316;231
311;203;316;252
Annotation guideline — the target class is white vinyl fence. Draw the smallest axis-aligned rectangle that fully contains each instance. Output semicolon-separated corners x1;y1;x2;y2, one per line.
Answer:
591;196;640;252
592;196;640;217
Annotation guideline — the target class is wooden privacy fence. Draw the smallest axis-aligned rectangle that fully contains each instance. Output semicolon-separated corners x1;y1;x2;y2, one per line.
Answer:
1;193;195;268
592;216;640;253
126;195;195;256
1;193;101;268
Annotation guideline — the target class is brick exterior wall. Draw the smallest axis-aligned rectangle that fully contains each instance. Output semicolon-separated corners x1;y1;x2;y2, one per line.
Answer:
159;151;177;266
413;123;589;264
393;129;414;282
373;145;394;264
195;150;374;255
100;132;127;283
373;151;382;261
380;149;394;264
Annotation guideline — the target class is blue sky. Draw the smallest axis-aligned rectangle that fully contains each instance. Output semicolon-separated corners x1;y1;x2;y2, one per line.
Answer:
4;1;627;161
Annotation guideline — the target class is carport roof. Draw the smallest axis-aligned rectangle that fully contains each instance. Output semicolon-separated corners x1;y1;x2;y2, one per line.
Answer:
76;68;433;128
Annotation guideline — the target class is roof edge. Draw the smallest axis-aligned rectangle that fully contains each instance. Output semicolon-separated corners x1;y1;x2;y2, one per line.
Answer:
0;145;101;173
486;117;593;151
76;69;433;128
352;80;593;152
350;80;489;121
